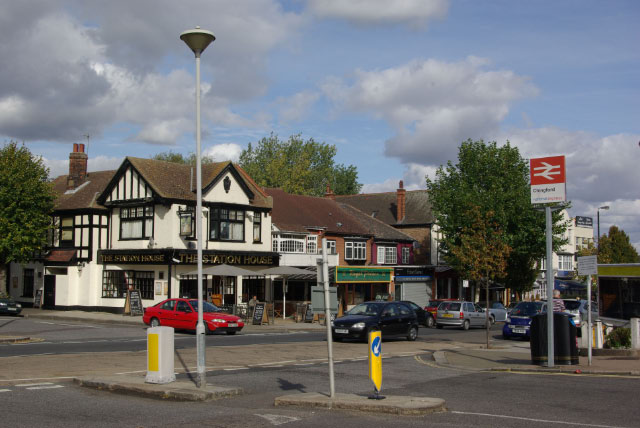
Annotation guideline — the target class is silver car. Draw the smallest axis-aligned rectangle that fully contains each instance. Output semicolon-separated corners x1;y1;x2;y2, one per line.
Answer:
475;301;508;323
562;299;599;328
436;301;488;330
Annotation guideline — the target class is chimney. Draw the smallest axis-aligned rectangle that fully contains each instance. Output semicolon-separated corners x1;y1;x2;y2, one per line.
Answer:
67;143;88;189
324;183;335;200
396;180;406;222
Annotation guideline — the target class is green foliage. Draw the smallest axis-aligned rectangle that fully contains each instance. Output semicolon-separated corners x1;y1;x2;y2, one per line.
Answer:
0;142;55;265
598;226;639;264
238;133;362;196
604;327;631;349
152;151;216;165
426;139;569;295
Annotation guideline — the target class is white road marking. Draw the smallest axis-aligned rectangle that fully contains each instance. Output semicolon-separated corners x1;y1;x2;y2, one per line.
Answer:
223;367;249;371
26;385;64;390
0;389;11;393
255;414;301;426
0;376;74;383
451;411;629;428
114;370;146;375
15;382;53;387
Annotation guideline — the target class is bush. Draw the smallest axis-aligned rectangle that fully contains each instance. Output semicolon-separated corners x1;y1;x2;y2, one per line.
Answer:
604;327;631;349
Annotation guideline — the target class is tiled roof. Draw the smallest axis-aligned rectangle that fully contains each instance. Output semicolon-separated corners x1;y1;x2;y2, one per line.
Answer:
122;158;272;209
45;249;76;262
51;170;116;211
265;188;370;235
335;190;434;226
339;204;414;242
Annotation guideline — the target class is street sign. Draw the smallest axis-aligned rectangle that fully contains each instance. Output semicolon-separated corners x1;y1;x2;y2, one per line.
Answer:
530;156;566;204
311;285;338;313
578;255;598;276
368;330;382;393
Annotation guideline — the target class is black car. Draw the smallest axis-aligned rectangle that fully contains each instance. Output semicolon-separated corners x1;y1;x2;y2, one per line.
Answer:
400;300;429;327
331;301;419;342
0;297;22;316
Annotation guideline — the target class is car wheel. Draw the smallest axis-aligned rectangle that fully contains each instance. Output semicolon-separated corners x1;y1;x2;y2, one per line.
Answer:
488;316;495;327
426;316;435;328
205;323;212;335
226;330;236;335
436;323;443;329
407;325;418;341
462;319;470;330
150;317;160;328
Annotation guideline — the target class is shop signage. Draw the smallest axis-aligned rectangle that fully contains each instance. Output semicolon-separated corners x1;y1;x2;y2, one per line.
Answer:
100;250;277;266
394;267;429;277
175;251;276;266
101;252;167;264
335;267;392;283
575;216;593;228
530;155;566;204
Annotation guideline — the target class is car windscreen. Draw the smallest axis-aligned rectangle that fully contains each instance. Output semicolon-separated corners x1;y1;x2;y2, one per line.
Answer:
347;303;382;316
563;301;581;310
439;302;461;311
188;300;222;313
511;302;543;317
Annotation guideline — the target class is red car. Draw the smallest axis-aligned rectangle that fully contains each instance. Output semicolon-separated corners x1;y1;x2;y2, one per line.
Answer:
143;298;244;335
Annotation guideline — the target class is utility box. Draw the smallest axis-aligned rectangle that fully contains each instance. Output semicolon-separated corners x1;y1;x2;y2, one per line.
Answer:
631;318;640;350
145;326;175;384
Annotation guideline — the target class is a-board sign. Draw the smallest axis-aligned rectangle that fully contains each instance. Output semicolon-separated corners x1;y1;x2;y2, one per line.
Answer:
252;302;266;325
304;303;314;322
125;289;144;316
33;289;43;309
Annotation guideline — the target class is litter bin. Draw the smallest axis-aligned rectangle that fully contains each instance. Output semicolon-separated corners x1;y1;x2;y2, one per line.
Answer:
530;312;578;366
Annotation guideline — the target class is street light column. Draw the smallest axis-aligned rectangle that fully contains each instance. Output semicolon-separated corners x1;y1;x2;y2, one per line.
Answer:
181;26;215;389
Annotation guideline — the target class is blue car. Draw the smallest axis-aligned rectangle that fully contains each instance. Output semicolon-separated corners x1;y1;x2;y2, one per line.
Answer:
502;301;546;340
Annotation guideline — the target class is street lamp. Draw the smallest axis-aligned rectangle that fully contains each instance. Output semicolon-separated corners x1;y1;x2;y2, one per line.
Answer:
180;26;215;389
597;205;609;252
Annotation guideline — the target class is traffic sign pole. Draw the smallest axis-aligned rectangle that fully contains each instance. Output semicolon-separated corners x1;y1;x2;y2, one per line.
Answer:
321;238;335;398
545;206;554;368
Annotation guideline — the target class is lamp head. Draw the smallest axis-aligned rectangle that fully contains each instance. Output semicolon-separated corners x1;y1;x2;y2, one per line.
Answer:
180;26;215;55
599;205;610;210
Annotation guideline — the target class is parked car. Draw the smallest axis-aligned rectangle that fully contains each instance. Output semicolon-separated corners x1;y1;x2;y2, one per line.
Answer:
506;301;520;316
331;301;419;342
562;299;599;329
475;301;508;323
436;301;488;330
143;298;244;335
502;301;546;340
0;297;22;316
424;298;457;328
400;300;429;327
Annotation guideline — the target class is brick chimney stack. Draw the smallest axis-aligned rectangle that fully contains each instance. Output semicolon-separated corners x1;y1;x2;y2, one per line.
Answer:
324;183;335;200
67;143;88;189
396;180;406;222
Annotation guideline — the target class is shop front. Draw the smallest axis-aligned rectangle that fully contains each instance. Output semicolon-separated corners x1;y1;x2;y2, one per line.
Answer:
394;266;433;308
335;266;394;311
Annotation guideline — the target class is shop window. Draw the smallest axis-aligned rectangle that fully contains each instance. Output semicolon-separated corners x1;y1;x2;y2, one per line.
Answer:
120;206;153;240
345;241;366;260
22;268;34;298
210;207;244;241
102;270;155;299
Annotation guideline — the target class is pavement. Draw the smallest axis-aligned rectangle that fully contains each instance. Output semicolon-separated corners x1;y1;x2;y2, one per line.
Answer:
2;308;639;414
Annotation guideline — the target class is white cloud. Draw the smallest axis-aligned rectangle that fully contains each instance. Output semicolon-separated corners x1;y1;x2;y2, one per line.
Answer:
324;57;538;166
307;0;449;28
276;91;321;123
203;143;243;162
44;154;123;179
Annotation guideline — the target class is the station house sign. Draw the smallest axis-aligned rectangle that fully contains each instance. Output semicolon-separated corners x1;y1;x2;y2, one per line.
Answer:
99;250;277;266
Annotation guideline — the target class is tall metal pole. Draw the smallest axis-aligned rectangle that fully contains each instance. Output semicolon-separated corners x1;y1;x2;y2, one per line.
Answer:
545;206;554;368
587;274;592;366
322;238;335;398
181;26;215;389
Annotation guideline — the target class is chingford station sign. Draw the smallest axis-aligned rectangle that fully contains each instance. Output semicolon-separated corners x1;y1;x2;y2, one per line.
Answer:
530;155;566;204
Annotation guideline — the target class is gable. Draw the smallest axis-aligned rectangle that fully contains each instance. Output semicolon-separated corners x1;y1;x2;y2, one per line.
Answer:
203;163;255;204
99;160;157;204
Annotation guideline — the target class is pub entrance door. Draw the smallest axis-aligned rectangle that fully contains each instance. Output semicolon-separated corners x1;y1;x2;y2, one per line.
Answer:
43;275;56;309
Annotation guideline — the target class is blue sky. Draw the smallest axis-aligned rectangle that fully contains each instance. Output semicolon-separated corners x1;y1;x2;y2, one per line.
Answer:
0;0;638;249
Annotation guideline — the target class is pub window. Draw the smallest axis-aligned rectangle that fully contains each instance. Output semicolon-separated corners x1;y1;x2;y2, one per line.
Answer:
120;205;154;240
253;211;261;243
210;207;244;241
402;247;410;264
22;268;34;298
345;241;366;260
60;216;74;245
102;270;155;299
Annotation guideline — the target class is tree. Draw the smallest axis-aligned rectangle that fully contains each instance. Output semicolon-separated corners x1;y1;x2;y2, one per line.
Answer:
0;142;55;295
238;133;362;196
152;151;216;165
450;206;511;348
598;226;639;263
426;139;568;296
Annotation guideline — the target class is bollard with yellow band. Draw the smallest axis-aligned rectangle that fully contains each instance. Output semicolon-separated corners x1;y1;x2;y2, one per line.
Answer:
368;329;385;400
145;326;176;384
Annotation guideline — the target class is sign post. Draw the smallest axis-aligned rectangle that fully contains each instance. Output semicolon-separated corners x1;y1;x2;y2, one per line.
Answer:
530;155;566;368
319;239;335;398
578;255;598;366
368;329;384;399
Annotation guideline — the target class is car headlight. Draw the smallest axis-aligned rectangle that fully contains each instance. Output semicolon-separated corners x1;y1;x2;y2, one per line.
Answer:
0;302;7;307
352;322;366;329
16;303;21;308
506;317;511;323
211;318;227;323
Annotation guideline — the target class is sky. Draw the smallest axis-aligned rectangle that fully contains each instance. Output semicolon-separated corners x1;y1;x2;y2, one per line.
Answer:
1;0;638;250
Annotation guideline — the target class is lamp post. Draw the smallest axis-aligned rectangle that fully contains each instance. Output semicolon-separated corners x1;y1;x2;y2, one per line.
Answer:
597;205;609;252
180;26;215;389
